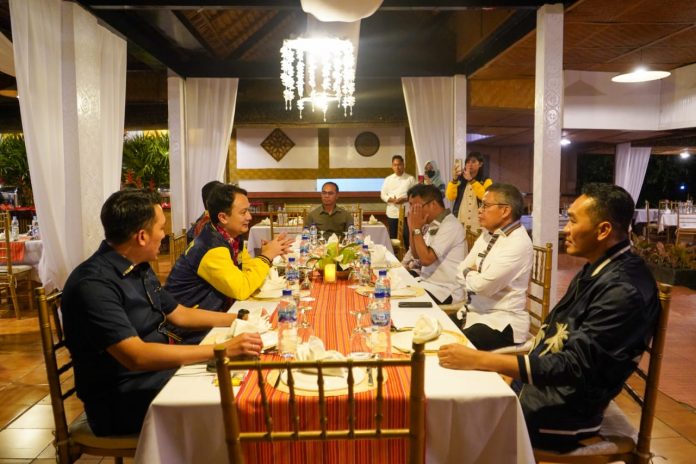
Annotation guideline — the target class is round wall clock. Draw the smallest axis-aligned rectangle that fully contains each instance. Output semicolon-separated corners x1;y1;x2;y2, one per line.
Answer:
354;131;380;157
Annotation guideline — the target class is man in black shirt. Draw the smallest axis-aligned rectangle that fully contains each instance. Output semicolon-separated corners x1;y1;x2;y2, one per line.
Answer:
62;189;262;436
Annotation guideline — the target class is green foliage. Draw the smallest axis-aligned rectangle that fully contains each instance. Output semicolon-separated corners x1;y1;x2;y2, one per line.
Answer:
0;134;32;205
122;132;170;189
631;233;696;270
309;242;360;270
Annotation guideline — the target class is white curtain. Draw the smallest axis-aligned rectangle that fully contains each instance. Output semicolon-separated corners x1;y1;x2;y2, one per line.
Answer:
402;77;454;189
184;78;238;223
614;142;651;203
11;0;126;291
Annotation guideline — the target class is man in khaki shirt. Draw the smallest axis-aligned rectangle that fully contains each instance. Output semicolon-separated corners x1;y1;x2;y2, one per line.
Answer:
305;181;354;237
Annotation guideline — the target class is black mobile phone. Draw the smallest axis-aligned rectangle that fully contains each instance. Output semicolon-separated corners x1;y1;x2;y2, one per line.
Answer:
397;301;433;308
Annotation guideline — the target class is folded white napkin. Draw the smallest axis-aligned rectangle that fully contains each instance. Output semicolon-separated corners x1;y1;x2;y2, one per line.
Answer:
370;244;388;267
288;217;299;226
412;314;442;344
327;233;339;244
259;218;271;226
295;336;346;377
363;236;375;248
259;268;286;295
368;215;379;225
388;268;407;290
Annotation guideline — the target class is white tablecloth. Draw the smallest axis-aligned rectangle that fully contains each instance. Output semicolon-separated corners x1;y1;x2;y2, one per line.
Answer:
15;239;42;281
247;223;394;255
135;259;534;464
659;212;678;232
634;209;659;224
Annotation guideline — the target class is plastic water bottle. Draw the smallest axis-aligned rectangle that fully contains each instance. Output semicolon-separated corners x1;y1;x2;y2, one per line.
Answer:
277;289;298;359
309;223;318;247
346;224;355;244
286;256;300;303
10;216;19;241
375;269;391;306
30;215;39;239
370;281;392;357
355;229;365;246
359;244;372;285
299;234;310;266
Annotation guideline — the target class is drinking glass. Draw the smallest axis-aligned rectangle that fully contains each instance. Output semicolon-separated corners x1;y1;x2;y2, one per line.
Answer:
300;267;313;297
297;297;315;343
347;263;361;289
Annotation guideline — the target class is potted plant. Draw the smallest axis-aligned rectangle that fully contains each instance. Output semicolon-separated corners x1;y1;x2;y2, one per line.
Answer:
308;242;360;279
632;233;696;289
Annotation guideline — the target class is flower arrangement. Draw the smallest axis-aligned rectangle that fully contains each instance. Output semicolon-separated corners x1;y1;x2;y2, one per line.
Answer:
308;242;360;271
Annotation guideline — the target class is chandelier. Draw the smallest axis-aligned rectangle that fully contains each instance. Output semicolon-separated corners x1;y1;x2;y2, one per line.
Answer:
280;37;356;121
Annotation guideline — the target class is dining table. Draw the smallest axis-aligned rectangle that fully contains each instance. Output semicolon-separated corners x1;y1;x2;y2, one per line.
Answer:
134;255;534;464
1;236;43;281
247;222;394;256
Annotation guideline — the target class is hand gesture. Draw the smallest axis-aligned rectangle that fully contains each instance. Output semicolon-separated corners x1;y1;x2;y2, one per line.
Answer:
462;166;473;182
261;232;293;259
408;203;427;231
224;332;263;358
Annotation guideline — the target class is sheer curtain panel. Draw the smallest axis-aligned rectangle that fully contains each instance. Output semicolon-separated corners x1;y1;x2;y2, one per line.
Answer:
402;77;454;188
11;0;126;291
614;143;651;203
183;78;238;224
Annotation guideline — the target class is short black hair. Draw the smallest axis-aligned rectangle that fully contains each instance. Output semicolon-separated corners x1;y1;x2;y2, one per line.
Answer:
207;184;249;225
391;155;404;163
581;183;634;237
201;180;224;209
101;189;160;245
465;152;484;163
322;181;339;193
486;183;524;221
407;183;444;208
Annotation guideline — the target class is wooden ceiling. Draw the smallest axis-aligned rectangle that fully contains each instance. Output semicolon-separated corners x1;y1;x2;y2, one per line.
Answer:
1;0;696;154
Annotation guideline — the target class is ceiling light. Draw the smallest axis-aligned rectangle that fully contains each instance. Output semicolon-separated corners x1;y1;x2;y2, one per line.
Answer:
280;37;355;121
560;137;571;146
611;67;671;83
679;150;691;159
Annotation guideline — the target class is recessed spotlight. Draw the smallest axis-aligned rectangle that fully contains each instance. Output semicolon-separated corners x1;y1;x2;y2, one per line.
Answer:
560;137;571;146
679;150;691;159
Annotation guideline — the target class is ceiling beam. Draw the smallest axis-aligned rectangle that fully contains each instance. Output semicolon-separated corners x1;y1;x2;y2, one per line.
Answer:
172;10;220;58
82;1;552;10
225;10;292;61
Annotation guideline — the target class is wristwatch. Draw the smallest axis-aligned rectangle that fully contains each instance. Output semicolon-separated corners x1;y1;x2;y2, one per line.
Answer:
413;229;422;236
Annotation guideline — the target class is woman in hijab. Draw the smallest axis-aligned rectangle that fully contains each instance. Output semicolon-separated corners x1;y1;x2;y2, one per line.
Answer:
423;160;445;193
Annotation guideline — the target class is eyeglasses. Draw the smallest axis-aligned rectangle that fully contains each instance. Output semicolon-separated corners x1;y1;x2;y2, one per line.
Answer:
321;191;337;196
410;199;434;207
479;202;509;210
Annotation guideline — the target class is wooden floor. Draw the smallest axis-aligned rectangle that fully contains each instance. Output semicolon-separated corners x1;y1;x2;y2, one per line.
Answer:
0;252;694;463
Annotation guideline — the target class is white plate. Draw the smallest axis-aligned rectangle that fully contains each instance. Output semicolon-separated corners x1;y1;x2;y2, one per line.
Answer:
391;330;466;353
280;366;366;391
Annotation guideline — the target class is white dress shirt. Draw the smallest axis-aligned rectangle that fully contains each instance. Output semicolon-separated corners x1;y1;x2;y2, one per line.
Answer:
414;212;467;303
380;173;417;219
456;221;533;343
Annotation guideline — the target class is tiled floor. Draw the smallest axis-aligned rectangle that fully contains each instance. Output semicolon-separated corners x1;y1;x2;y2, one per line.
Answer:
0;253;694;463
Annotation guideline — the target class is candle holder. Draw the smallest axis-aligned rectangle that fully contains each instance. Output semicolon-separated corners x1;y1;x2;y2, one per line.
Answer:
323;263;337;283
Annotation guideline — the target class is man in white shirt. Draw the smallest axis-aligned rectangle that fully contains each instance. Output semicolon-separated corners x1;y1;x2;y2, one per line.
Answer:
380;155;417;250
452;183;533;350
403;184;466;305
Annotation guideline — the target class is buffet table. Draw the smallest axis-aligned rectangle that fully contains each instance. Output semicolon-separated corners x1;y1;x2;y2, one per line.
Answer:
134;260;534;464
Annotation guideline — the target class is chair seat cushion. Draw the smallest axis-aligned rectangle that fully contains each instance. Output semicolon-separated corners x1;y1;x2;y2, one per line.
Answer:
534;400;637;459
69;412;138;450
0;264;32;274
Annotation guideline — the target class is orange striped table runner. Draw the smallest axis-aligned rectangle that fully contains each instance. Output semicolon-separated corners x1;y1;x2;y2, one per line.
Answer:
0;241;25;263
236;278;411;463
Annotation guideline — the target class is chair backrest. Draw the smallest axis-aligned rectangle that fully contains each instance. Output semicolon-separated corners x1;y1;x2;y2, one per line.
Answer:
169;228;188;268
676;212;696;245
464;225;481;253
215;343;426;464
0;211;14;274
36;288;73;462
626;283;672;463
269;209;306;240
396;205;405;243
527;242;553;334
349;205;363;230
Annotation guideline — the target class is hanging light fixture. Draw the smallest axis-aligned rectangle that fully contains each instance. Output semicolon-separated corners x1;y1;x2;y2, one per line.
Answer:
611;66;671;83
280;37;356;121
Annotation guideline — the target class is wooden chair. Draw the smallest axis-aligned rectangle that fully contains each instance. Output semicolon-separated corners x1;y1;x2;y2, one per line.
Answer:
493;242;553;354
533;283;672;464
36;287;138;463
464;225;481;252
18;216;32;234
169;228;188;268
269;208;306;240
349;205;363;230
0;211;34;318
214;343;426;464
643;201;666;243
390;205;405;260
675;211;696;245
